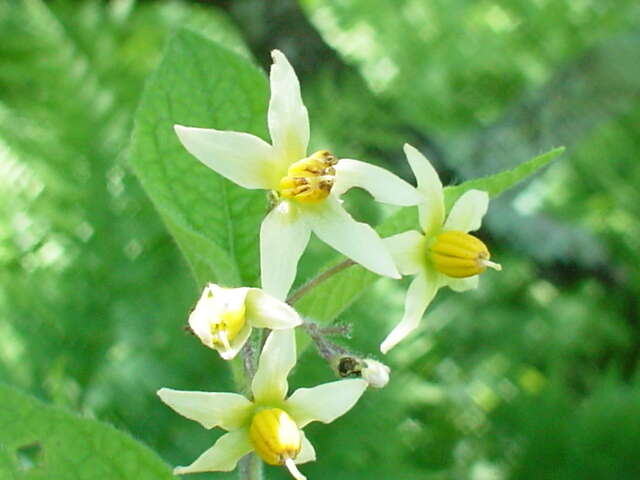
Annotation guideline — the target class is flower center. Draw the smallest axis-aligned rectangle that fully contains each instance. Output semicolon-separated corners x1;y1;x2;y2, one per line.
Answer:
278;150;337;203
250;408;305;479
429;230;502;278
209;300;246;353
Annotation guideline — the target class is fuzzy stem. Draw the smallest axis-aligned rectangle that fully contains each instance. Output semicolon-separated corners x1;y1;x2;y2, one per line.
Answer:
286;259;355;305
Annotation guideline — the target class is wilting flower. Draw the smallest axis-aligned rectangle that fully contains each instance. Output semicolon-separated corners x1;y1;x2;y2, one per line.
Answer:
361;359;391;388
380;144;501;353
335;355;391;389
175;50;421;300
158;329;367;479
188;283;301;360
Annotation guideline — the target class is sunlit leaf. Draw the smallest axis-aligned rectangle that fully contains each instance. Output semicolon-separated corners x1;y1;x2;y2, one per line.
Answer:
129;29;269;287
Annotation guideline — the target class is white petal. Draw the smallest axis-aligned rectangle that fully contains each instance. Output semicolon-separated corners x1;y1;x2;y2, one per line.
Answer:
383;230;426;276
245;288;302;329
403;143;445;236
252;329;296;403
303;197;400;279
268;50;309;164
447;275;479;292
157;388;252;430
174;429;252;474
333;159;421;206
174;125;280;189
218;323;252;361
296;432;316;464
380;270;439;354
443;189;489;233
260;201;311;301
285;379;367;428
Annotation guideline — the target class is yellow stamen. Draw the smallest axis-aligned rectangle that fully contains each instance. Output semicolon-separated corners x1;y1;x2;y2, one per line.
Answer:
210;304;246;351
250;408;302;468
429;230;501;278
279;150;337;203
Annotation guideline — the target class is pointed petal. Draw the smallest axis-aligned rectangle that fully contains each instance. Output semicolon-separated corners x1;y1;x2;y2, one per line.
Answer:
303;197;400;278
443;189;489;232
174;429;252;474
245;288;302;329
285;379;367;428
333;159;421;206
157;388;252;430
296;433;316;464
268;50;309;164
260;201;311;300
447;275;479;292
380;270;439;353
403;144;445;236
252;329;297;403
174;125;280;189
383;230;426;276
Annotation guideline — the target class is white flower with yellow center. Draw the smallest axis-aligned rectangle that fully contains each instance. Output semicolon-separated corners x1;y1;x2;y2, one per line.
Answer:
158;329;367;479
174;50;421;300
380;144;502;353
189;283;301;360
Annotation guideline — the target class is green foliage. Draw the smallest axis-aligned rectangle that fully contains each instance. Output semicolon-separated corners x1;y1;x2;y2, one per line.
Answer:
0;384;173;479
1;0;639;479
130;30;269;287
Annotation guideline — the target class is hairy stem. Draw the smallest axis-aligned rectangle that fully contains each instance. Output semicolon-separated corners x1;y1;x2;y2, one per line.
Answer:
286;259;355;305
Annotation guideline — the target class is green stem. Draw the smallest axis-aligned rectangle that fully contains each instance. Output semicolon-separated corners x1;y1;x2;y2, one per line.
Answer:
238;453;263;480
286;259;355;305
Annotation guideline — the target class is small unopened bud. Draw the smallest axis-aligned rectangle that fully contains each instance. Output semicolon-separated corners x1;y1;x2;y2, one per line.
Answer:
361;359;390;388
429;230;502;278
250;408;306;479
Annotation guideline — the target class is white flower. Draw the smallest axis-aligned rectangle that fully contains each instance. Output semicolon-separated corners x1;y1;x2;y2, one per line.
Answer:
380;144;502;353
175;50;421;300
361;359;391;388
189;283;301;360
158;329;367;479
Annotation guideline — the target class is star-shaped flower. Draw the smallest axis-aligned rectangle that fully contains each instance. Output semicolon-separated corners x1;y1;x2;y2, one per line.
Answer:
380;144;501;353
158;329;367;479
175;50;421;300
188;283;302;360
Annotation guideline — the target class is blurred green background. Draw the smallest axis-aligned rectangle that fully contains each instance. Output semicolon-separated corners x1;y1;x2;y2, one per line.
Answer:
1;0;639;479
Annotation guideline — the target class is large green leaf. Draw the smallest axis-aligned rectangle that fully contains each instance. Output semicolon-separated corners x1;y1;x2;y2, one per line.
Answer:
294;147;564;330
0;384;173;479
129;29;269;287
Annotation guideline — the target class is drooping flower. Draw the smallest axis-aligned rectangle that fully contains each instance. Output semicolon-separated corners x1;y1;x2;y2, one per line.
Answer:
174;50;421;300
380;144;502;353
158;329;367;479
188;283;301;360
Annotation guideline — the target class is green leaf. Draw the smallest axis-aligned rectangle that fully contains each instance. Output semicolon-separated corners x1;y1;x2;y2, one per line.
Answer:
443;146;566;210
294;147;564;335
129;29;270;287
0;384;173;479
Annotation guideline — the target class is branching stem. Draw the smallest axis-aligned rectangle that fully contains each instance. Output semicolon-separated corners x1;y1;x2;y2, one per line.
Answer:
286;259;355;305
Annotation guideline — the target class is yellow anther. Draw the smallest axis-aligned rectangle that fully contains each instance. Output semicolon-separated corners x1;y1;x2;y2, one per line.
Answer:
278;150;337;204
210;303;246;351
250;408;302;467
287;150;337;177
429;230;502;278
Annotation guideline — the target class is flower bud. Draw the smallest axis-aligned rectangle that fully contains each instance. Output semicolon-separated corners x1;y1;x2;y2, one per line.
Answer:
361;359;390;388
429;230;501;278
